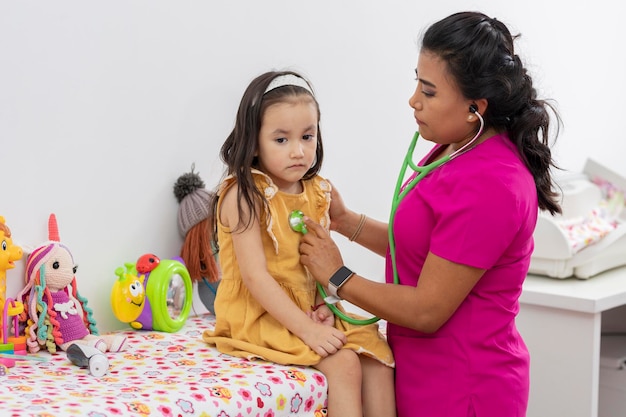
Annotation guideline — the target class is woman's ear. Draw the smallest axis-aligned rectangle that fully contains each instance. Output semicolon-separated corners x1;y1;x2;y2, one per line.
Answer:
470;98;488;116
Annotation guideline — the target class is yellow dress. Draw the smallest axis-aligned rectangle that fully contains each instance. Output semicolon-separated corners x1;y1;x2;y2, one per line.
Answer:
203;170;394;367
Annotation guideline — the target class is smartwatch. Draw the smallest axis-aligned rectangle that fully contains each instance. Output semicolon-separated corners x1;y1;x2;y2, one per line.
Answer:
326;266;355;299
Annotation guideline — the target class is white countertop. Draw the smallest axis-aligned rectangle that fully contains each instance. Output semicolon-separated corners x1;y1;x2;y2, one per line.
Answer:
521;267;626;314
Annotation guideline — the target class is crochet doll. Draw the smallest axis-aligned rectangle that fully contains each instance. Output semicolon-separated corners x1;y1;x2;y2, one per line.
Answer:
173;165;220;312
17;214;127;354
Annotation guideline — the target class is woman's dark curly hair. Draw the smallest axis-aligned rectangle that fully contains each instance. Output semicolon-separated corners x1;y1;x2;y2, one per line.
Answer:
422;11;562;214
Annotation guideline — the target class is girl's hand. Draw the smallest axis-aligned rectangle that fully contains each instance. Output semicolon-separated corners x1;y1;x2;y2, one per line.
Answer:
307;304;335;326
301;322;346;357
299;218;344;287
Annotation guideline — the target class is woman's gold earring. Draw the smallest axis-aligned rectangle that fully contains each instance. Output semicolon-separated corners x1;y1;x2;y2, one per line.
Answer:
467;114;475;121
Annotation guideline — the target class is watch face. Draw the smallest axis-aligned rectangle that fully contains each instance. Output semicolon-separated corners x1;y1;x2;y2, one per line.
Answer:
330;266;353;286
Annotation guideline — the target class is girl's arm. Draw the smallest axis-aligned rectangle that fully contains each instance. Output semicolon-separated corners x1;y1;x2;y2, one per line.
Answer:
221;186;346;357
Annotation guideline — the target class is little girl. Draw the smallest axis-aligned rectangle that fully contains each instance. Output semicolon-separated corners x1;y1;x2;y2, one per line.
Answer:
203;70;395;417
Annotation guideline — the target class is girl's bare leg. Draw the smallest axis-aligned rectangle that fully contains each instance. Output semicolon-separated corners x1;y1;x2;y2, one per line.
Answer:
314;349;363;417
361;355;396;417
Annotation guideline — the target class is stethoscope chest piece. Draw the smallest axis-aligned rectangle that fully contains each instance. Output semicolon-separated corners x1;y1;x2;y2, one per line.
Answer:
288;210;307;234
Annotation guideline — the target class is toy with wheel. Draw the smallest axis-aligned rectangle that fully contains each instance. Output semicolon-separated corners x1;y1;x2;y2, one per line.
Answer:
16;214;127;354
111;254;192;333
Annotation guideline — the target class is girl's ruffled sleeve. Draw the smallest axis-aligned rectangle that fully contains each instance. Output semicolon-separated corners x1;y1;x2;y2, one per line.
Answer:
252;171;280;253
312;176;332;232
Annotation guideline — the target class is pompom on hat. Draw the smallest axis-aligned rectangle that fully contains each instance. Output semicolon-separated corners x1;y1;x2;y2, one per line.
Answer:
174;165;213;238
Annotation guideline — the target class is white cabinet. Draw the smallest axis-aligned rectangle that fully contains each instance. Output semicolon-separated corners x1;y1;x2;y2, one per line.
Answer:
518;267;626;417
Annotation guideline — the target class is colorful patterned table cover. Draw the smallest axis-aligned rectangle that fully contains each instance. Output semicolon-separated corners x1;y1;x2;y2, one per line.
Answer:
0;314;328;417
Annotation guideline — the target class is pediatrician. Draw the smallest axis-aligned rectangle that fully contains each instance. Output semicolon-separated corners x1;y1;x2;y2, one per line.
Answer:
299;11;562;417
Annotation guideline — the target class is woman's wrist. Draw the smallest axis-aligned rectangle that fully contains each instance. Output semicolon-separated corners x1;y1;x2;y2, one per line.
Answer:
349;214;367;242
335;210;363;239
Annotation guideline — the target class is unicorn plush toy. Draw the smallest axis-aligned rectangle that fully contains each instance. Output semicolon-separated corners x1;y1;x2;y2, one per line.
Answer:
17;214;127;354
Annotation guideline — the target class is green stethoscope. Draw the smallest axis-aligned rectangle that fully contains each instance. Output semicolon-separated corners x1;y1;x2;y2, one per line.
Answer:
291;209;380;325
291;111;485;325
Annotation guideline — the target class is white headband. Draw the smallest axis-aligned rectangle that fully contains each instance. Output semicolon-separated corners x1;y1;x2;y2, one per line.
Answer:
264;74;313;95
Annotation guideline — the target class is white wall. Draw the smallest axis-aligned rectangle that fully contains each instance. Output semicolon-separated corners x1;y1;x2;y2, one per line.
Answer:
1;0;624;332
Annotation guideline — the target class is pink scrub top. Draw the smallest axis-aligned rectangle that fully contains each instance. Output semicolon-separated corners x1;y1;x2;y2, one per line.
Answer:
387;133;535;417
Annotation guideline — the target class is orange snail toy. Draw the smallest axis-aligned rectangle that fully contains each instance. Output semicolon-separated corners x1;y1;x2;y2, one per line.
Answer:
111;253;193;333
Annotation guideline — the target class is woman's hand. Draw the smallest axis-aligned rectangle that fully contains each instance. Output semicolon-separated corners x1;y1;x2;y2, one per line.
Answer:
299;217;344;287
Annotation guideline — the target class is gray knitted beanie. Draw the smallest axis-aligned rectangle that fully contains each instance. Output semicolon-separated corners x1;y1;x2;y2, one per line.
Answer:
173;165;212;237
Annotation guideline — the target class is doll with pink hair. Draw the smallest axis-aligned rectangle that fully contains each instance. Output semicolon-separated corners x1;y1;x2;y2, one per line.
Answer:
17;214;126;354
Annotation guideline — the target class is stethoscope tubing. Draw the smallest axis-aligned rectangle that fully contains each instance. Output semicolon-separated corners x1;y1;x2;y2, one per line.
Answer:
316;283;380;325
388;132;451;285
